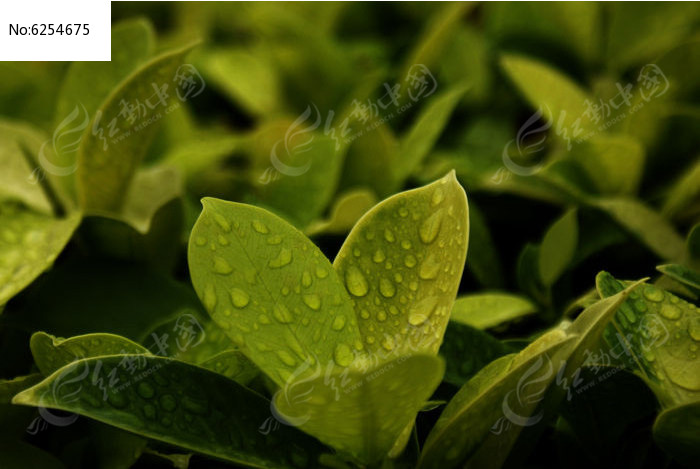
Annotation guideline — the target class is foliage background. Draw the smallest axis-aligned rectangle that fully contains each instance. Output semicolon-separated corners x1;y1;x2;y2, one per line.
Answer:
0;2;699;468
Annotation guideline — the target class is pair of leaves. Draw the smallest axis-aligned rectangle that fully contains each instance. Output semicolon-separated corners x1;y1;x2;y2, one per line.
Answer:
187;172;469;462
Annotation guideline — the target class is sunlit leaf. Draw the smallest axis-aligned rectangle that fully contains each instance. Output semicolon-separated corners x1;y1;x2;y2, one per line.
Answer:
597;272;700;406
77;44;195;212
305;189;377;236
0;203;80;305
450;293;537;330
539;209;578;287
593;198;685;261
273;354;444;465
188;197;362;387
334;171;468;357
30;331;149;375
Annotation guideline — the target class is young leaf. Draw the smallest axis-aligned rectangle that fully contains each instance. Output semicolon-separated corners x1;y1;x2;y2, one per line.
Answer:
420;283;642;468
77;44;195;213
30;331;149;376
333;171;469;358
662;158;700;219
500;54;596;134
0;136;52;214
199;48;281;116
450;293;537;330
0;203;80;305
593;198;685;261
12;355;326;468
188;197;363;387
538;209;578;287
305;189;377;236
119;166;183;234
395;85;468;184
656;264;700;295
273;354;444;465
55;18;155;127
596;272;700;406
418;332;572;469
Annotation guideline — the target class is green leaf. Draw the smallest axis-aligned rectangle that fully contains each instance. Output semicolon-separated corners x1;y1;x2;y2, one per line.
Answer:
0;203;80;305
305;189;377;236
539;209;578;287
0;133;51;213
440;321;515;387
199;350;259;385
273;354;444;465
516;243;545;304
30;331;149;375
596;272;700;406
450;293;537;330
689;223;700;262
161;133;242;179
420;283;642;468
199;48;281;116
569;134;645;195
418;332;570;469
662;158;700;219
653;401;700;467
119;166;183;234
500;54;596;134
77;43;195;213
395;85;468;184
657;264;700;295
55;18;155;126
12;355;326;468
398;2;475;96
333;171;469;357
593;198;685;261
188;197;362;387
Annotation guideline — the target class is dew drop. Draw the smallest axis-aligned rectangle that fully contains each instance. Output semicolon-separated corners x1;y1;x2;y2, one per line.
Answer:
408;296;439;326
273;304;293;323
345;266;369;297
259;314;271;324
382;335;395;351
399;207;408;217
315;267;328;279
377;310;387;322
689;321;700;342
195;236;207;246
373;249;386;263
360;309;370;319
404;254;417;268
269;248;292;268
643;286;664;302
384;228;395;243
302;271;313;288
379;278;396;298
303;294;321;311
142;403;157;420
213;257;233;275
252;220;269;234
334;344;354;367
419;209;443;244
431;188;444;206
213;213;231;232
137;382;155;399
277;351;297;366
217;234;230;246
660;304;682;320
203;284;217;310
419;253;441;280
267;235;282;245
332;316;347;331
230;288;250;308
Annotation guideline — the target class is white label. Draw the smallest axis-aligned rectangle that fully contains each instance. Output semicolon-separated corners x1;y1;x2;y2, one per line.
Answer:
0;0;110;61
